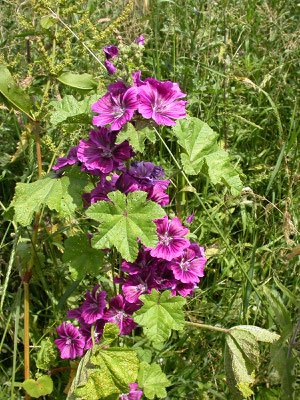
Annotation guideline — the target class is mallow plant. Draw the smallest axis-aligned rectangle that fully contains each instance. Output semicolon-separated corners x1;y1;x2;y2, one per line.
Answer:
3;36;281;400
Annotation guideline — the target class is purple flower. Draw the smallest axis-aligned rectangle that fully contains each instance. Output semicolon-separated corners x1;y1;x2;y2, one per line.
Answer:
77;128;132;174
91;85;139;131
104;45;118;59
167;245;206;284
135;35;145;46
120;274;151;303
150;216;190;261
83;174;118;207
186;213;194;224
146;184;169;206
119;383;143;400
53;146;79;171
132;71;144;87
80;319;106;350
54;322;85;359
103;294;140;335
105;59;117;75
81;285;106;324
116;173;140;194
138;78;188;126
122;250;154;275
173;282;195;297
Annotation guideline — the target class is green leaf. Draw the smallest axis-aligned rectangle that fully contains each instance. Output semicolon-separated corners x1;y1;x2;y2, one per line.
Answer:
0;64;35;119
63;234;104;279
57;72;98;90
173;117;242;195
116;124;156;152
11;166;89;226
49;94;99;126
102;323;120;345
74;347;139;399
22;375;53;398
36;338;57;370
270;330;297;400
232;325;280;343
137;361;170;399
133;289;186;344
262;287;292;330
224;329;259;399
40;16;56;29
87;191;165;262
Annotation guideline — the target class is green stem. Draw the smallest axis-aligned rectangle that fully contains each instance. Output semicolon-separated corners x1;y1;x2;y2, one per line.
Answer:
185;321;229;334
153;127;263;303
11;288;22;400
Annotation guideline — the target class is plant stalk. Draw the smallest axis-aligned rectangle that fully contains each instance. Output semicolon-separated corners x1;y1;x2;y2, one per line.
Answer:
185;321;229;334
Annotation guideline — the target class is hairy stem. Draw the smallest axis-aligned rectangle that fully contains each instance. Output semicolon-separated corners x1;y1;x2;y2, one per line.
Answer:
185;321;229;334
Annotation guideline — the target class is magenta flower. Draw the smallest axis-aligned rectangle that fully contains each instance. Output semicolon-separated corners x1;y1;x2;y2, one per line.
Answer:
120;275;151;303
77;128;132;173
105;59;117;75
150;216;190;261
167;245;206;284
103;294;140;335
53;146;78;171
138;78;188;126
119;383;143;400
81;285;106;324
82;174;118;208
54;322;85;359
132;71;144;87
135;35;145;46
91;85;139;131
172;282;195;297
80;319;106;350
104;45;118;59
186;213;194;224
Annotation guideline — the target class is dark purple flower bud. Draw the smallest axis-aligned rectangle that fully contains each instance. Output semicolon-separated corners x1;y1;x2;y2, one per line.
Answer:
104;45;118;59
135;35;145;46
186;213;194;224
55;322;85;359
105;59;117;75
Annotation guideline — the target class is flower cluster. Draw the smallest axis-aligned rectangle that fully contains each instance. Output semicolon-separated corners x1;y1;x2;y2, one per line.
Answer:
54;40;206;400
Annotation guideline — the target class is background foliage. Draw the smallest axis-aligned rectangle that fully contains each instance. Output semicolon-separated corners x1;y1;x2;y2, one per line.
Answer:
0;0;299;399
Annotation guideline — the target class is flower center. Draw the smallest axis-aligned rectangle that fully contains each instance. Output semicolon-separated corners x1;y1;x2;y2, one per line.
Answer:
114;310;126;323
65;338;73;345
180;260;190;271
161;234;172;246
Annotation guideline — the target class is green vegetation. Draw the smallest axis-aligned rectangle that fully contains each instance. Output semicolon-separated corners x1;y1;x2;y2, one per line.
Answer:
0;0;299;399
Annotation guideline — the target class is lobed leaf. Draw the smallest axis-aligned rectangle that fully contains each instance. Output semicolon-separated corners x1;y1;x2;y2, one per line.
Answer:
133;289;186;344
74;347;139;400
137;361;170;399
22;375;53;398
116;123;156;152
63;234;104;279
49;94;99;126
173;117;243;195
10;166;89;226
87;191;165;262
